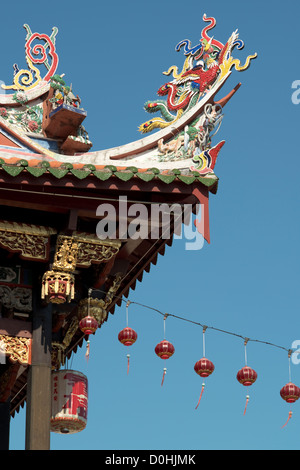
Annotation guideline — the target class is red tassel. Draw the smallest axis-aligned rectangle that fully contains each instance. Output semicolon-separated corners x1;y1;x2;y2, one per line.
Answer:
243;395;249;415
282;410;293;428
195;383;205;409
127;354;130;375
161;368;167;386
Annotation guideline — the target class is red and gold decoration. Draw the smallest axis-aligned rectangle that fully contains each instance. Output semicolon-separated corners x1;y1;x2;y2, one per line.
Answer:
51;370;88;434
280;351;300;428
78;292;99;361
118;301;137;374
41;270;75;304
236;339;257;415
41;237;78;304
155;314;175;386
194;326;215;409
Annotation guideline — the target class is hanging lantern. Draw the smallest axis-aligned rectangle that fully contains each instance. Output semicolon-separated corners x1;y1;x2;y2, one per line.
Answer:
50;370;88;434
155;314;175;386
194;358;215;377
237;366;258;386
41;270;75;304
118;301;137;374
280;383;300;428
194;358;215;409
155;339;175;359
78;292;100;361
236;366;257;415
279;350;300;428
236;339;257;415
280;382;300;403
194;327;215;409
79;315;98;335
118;327;138;346
155;339;175;386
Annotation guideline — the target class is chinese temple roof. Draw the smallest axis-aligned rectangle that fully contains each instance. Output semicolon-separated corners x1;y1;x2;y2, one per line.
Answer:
0;16;256;418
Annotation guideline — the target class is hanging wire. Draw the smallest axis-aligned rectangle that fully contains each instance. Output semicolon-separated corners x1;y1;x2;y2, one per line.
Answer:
76;287;292;362
244;338;249;366
203;326;207;357
163;313;169;339
126;300;130;327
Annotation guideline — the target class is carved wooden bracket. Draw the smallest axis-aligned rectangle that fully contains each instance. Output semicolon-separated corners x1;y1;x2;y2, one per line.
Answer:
0;220;56;261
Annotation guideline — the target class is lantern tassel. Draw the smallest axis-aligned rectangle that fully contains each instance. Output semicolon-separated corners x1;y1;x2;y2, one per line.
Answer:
195;383;205;409
243;395;249;415
282;410;293;428
127;354;130;375
161;368;167;386
85;340;90;362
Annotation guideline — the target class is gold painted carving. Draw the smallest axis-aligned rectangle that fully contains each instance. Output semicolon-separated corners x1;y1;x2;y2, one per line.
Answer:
53;238;78;272
0;220;56;261
78;272;123;325
51;316;79;369
0;334;31;365
56;233;121;268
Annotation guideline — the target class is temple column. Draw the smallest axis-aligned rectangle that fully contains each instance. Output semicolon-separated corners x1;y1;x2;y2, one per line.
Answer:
25;282;52;450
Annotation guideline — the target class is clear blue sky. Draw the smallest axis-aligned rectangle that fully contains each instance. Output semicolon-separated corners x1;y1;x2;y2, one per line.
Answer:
3;0;300;451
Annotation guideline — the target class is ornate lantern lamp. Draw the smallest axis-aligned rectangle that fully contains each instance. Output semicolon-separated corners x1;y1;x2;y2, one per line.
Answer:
51;370;88;434
155;314;175;386
41;270;75;304
41;237;78;304
236;339;257;415
194;326;215;408
118;301;137;374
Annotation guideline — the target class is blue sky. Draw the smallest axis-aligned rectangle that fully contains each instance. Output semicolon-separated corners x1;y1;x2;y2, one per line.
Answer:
3;0;300;451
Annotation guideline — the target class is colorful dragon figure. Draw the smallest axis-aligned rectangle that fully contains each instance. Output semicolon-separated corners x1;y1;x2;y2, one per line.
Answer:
2;24;59;92
139;14;257;134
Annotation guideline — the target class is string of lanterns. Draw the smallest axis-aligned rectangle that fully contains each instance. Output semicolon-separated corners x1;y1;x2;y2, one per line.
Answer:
77;289;300;427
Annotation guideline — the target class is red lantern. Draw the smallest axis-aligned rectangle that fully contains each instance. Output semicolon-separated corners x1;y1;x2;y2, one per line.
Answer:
118;327;138;346
155;340;175;385
194;358;215;377
237;366;257;415
280;382;300;428
280;382;300;403
79;315;98;335
155;340;175;359
194;357;215;409
237;366;257;386
118;327;137;374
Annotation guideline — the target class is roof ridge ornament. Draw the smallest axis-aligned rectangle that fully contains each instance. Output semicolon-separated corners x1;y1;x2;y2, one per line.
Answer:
1;24;59;92
139;14;257;135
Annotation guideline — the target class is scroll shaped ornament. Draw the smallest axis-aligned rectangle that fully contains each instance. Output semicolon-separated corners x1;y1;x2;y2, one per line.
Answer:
1;24;59;92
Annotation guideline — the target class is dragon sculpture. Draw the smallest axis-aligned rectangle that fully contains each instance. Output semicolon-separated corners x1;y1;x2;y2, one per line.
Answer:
139;14;257;134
